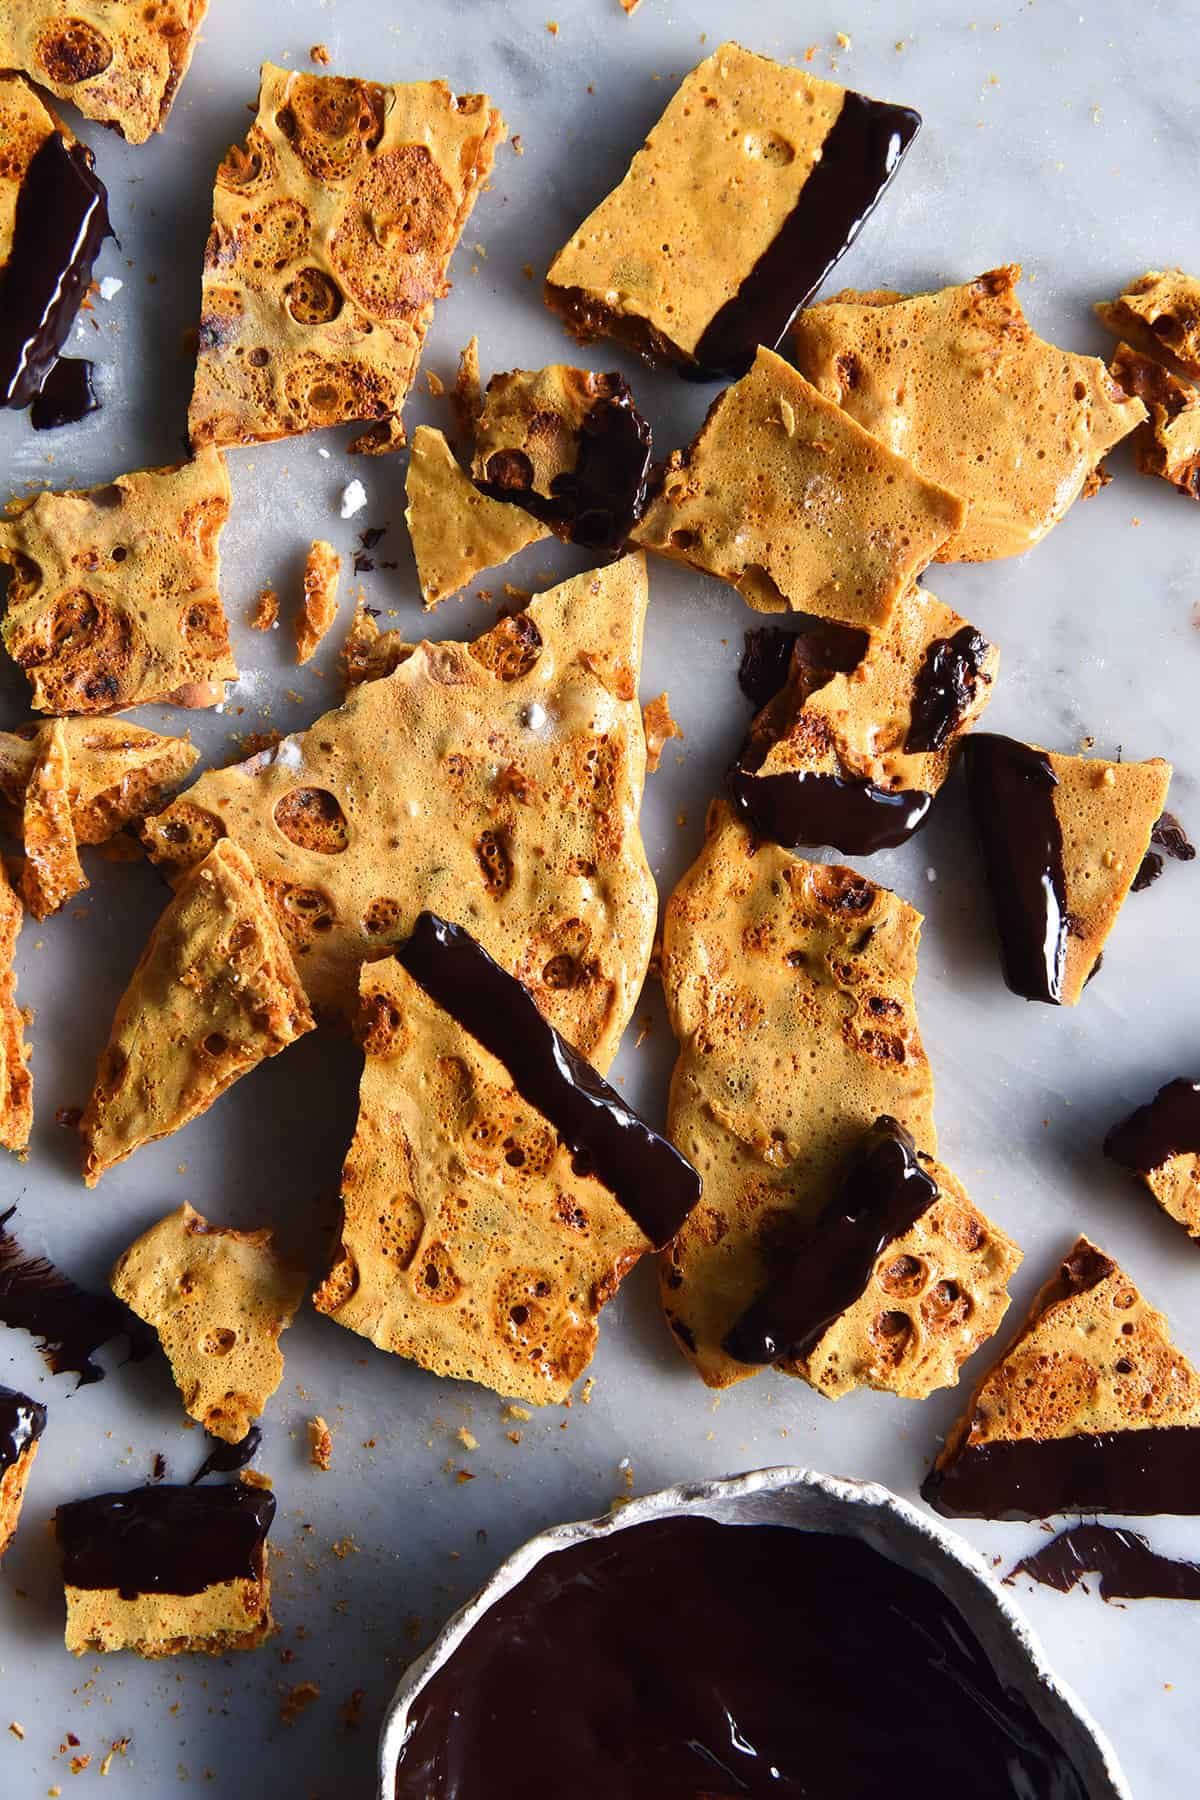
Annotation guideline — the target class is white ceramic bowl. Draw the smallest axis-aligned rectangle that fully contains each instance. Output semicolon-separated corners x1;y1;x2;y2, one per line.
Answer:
378;1464;1129;1799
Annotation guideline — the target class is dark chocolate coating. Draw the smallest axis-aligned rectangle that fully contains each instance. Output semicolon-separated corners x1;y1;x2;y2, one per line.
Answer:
905;626;993;754
55;1484;275;1600
393;1516;1088;1799
0;132;112;411
1133;813;1195;891
730;760;933;854
0;1206;141;1387
1009;1522;1200;1603
724;1116;936;1365
396;915;700;1246
689;92;922;379
190;1425;264;1485
922;1425;1200;1522
1105;1078;1200;1176
30;357;99;430
0;1384;47;1473
737;618;867;711
961;734;1069;1004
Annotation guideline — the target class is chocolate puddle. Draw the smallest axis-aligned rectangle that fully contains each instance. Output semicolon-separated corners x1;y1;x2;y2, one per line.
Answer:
190;1424;263;1484
393;1516;1088;1799
961;734;1068;1003
687;92;921;380
0;1384;47;1472
55;1484;275;1600
1009;1522;1200;1602
0;1206;151;1387
724;1116;937;1365
31;356;99;431
0;131;112;414
730;760;933;854
1105;1077;1200;1175
906;625;993;753
396;915;700;1246
922;1424;1200;1521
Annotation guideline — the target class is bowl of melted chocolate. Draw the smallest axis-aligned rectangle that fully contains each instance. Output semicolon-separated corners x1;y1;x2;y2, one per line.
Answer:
380;1466;1127;1799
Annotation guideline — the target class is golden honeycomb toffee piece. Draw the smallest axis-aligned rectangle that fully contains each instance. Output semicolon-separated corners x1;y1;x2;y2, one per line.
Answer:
792;267;1146;561
1106;1080;1200;1242
80;841;315;1185
142;556;657;1072
1096;269;1200;382
0;1385;45;1559
294;539;341;663
732;587;998;854
0;2;209;143
634;348;964;630
405;425;551;608
19;719;87;921
313;916;699;1405
1109;342;1200;499
0;450;234;714
111;1203;307;1443
188;64;505;453
658;801;936;1388
545;41;920;378
0;862;32;1153
923;1239;1200;1519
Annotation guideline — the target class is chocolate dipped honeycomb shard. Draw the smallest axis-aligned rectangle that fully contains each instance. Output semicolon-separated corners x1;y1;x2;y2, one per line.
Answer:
0;1384;46;1560
724;1116;1020;1400
792;267;1146;561
0;449;234;715
1109;342;1200;499
313;917;699;1404
111;1204;306;1443
142;556;656;1073
1097;269;1200;382
633;348;965;630
295;540;341;663
731;585;997;855
0;863;32;1153
56;1483;275;1656
0;717;198;844
405;425;551;609
1106;1079;1200;1242
188;64;505;453
962;734;1172;1006
0;2;208;144
923;1238;1200;1520
657;801;936;1389
80;840;315;1186
20;720;87;921
545;41;919;378
0;73;111;416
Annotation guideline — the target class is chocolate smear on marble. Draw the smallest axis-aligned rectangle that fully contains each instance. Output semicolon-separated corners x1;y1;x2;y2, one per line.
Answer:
1008;1522;1200;1602
190;1424;263;1484
0;1207;149;1387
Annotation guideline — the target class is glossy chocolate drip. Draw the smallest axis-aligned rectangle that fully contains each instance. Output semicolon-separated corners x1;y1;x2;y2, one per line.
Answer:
0;1207;144;1387
393;1516;1088;1799
923;1424;1200;1521
688;92;921;380
56;1484;275;1600
1132;852;1163;892
0;131;112;411
905;626;992;753
1134;811;1196;891
737;618;867;711
730;760;933;854
961;734;1068;1004
31;357;99;431
478;377;652;555
1009;1522;1200;1602
1105;1078;1200;1175
191;1424;263;1484
0;1384;47;1473
724;1117;937;1365
396;915;700;1246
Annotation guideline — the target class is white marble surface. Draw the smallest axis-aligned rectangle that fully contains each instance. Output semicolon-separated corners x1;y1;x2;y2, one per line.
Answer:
0;0;1197;1794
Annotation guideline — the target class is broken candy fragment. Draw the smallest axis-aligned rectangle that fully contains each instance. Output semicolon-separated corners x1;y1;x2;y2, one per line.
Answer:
0;2;209;143
405;425;550;608
1097;269;1200;382
1109;342;1200;499
0;1384;46;1560
1106;1078;1200;1242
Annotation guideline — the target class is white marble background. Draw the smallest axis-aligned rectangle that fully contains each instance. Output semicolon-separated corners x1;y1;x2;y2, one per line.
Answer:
0;0;1198;1793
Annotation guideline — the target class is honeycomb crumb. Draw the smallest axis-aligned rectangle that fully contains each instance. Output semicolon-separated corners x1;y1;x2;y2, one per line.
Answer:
98;1739;130;1776
70;1756;91;1775
502;1404;531;1422
309;44;331;64
331;1536;358;1559
308;1416;333;1470
506;1430;522;1444
455;1469;475;1484
8;1721;23;1740
455;1426;479;1450
580;1378;595;1404
642;691;683;772
425;371;445;398
240;1468;273;1491
280;1681;321;1725
250;588;280;631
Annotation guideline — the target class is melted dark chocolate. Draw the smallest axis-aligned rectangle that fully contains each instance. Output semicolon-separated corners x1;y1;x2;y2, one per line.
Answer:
191;1424;263;1484
0;1383;47;1473
923;1424;1200;1522
1009;1522;1200;1603
393;1516;1088;1799
688;92;921;380
729;760;933;854
397;915;699;1245
1105;1078;1200;1176
0;1207;148;1387
1132;852;1163;892
1134;811;1196;891
478;377;652;555
905;626;992;754
961;734;1068;1004
31;357;98;431
56;1483;275;1600
724;1116;936;1365
737;619;867;710
0;131;112;413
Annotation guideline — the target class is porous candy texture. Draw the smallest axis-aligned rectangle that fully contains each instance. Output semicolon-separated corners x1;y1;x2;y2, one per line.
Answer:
188;64;505;453
142;556;656;1074
405;425;549;608
20;719;87;921
64;1568;273;1658
1110;343;1200;499
0;861;32;1152
0;718;198;845
0;2;209;143
295;539;341;663
1097;269;1200;382
0;72;69;262
0;1440;39;1560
